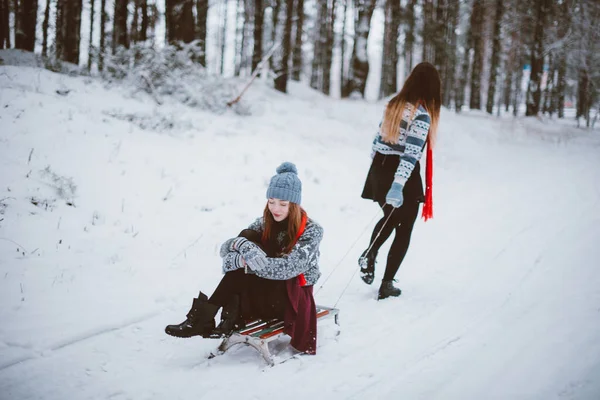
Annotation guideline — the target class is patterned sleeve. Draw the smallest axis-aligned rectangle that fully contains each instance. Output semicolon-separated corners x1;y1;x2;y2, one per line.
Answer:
252;222;323;281
247;217;263;233
393;113;431;187
219;217;264;258
221;251;245;273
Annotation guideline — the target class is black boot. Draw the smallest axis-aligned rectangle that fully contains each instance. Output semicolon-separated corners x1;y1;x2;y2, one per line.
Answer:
378;280;401;300
211;295;241;338
358;250;376;285
165;292;219;338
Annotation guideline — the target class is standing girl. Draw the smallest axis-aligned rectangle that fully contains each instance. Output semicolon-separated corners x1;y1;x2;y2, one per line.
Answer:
359;62;441;300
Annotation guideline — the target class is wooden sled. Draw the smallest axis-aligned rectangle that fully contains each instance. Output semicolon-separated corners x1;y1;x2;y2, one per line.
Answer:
214;305;340;366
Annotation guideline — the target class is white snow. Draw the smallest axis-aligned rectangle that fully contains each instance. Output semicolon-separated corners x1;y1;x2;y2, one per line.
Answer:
1;56;600;399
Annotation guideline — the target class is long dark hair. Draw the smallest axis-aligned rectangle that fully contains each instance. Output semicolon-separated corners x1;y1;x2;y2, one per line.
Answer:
261;202;305;255
381;62;441;147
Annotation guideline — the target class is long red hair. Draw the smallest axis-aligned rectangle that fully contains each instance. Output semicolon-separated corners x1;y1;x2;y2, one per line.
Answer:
261;202;305;255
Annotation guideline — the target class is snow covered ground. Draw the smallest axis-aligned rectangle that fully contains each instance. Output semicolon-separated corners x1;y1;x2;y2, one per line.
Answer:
1;56;600;399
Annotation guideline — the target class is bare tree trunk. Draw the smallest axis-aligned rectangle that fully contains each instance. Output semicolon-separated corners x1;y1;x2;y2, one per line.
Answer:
503;28;518;112
403;0;417;74
13;0;19;48
469;0;484;110
252;0;264;71
233;0;242;75
98;0;106;70
15;0;37;50
512;51;524;116
274;0;293;92
322;0;336;95
486;0;503;114
131;0;139;43
55;0;82;63
291;0;304;81
113;0;128;51
196;0;209;66
220;0;228;74
379;0;400;99
556;54;566;118
455;3;473;113
140;0;148;41
525;0;550;116
41;0;50;54
344;0;376;98
310;0;327;90
338;0;347;90
543;53;555;116
270;0;281;72
166;0;195;46
421;0;434;63
88;0;95;70
0;0;8;48
442;0;459;107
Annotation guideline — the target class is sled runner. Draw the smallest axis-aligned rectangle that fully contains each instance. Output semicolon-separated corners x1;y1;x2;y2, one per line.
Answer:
213;305;340;366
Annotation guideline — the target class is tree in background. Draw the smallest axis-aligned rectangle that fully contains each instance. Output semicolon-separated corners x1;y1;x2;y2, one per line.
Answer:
344;0;377;98
379;0;400;99
486;0;504;114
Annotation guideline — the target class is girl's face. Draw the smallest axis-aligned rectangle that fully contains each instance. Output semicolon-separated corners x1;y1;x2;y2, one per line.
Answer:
268;198;290;222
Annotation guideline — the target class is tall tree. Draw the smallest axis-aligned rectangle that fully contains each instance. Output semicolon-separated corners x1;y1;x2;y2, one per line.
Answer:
322;0;336;95
403;0;417;74
455;0;474;113
525;0;550;116
0;0;9;49
166;0;194;45
291;0;304;81
140;0;148;41
41;0;50;55
220;0;228;74
15;0;37;50
196;0;209;66
98;0;106;70
344;0;377;98
310;0;328;90
252;0;264;71
338;0;348;90
274;0;293;92
55;0;82;63
379;0;400;98
13;0;19;48
113;0;128;51
442;0;459;107
88;0;95;71
486;0;504;114
421;0;435;63
469;0;484;110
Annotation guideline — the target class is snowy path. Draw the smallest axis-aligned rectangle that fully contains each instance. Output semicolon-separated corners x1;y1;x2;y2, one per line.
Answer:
1;65;600;399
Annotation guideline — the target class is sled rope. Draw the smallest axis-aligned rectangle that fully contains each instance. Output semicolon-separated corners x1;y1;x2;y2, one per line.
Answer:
332;207;395;308
314;208;381;296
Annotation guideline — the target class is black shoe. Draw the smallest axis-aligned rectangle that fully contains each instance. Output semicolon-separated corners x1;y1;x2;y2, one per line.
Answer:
165;292;219;338
212;295;241;337
358;250;376;285
378;280;401;300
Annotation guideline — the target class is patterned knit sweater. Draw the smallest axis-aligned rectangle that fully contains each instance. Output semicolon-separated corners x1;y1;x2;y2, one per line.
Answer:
372;103;431;188
220;217;323;286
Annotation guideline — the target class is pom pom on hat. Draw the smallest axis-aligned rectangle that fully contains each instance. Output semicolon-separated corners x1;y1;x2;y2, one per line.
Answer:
276;162;298;175
267;162;302;204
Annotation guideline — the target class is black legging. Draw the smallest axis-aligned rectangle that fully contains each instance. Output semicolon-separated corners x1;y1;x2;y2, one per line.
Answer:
366;200;420;281
208;229;288;321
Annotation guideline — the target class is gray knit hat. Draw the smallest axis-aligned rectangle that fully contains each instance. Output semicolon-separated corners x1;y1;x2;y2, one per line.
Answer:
266;162;302;204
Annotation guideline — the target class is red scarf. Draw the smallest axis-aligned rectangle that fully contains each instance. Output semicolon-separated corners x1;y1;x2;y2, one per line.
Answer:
422;140;433;221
